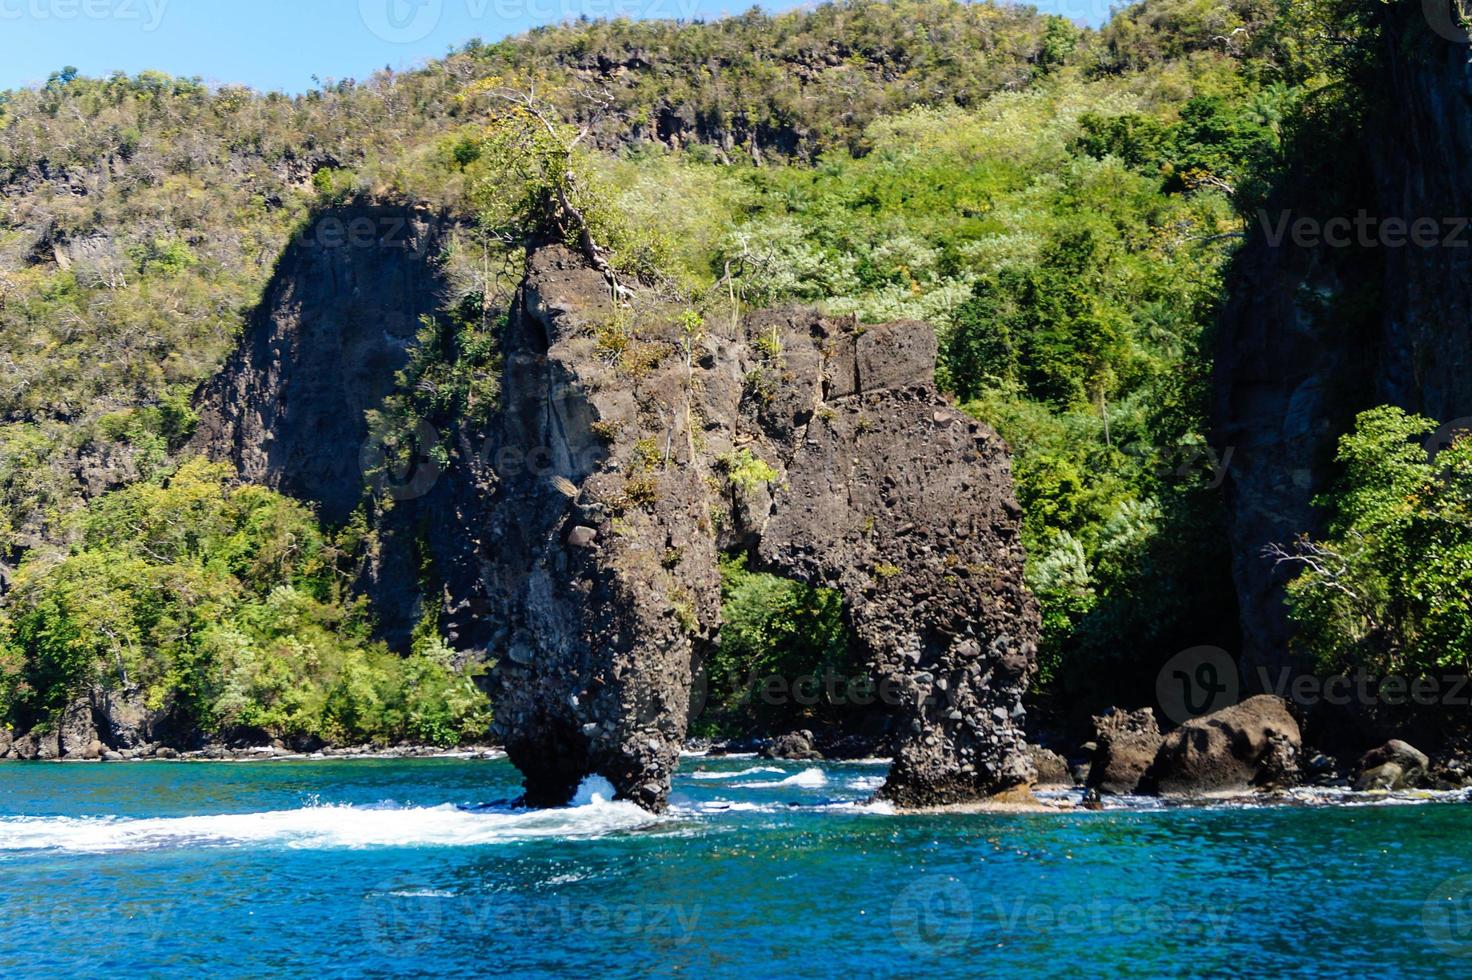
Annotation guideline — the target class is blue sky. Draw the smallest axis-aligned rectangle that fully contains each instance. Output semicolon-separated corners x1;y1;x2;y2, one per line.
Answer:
0;0;1112;94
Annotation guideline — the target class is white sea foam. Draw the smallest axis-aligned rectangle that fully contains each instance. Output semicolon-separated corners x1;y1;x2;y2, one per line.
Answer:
686;766;785;781
387;888;456;898
732;767;829;789
571;774;618;805
0;796;661;854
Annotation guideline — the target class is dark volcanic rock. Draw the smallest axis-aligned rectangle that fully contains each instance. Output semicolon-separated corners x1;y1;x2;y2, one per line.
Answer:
486;245;1039;810
1140;695;1301;795
1026;744;1073;787
1354;739;1428;791
58;698;99;758
195;233;1039;812
1086;707;1163;794
192;204;455;650
761;731;823;761
192;205;450;526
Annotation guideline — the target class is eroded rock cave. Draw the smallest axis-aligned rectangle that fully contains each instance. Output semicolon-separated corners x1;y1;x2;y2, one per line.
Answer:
195;206;1040;811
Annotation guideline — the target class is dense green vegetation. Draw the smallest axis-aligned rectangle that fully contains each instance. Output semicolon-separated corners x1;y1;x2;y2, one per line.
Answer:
1278;409;1472;677
0;459;491;744
696;555;859;737
0;0;1401;738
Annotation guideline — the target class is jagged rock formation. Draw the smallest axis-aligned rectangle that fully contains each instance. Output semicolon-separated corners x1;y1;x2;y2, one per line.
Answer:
1214;7;1472;670
195;225;1040;811
488;246;1039;809
1085;707;1163;794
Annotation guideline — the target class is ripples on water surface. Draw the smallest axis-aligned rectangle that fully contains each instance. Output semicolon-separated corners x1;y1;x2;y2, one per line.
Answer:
1;755;1469;977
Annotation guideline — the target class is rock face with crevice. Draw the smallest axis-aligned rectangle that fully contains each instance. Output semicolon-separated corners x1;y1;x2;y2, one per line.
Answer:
195;228;1039;811
486;245;1038;809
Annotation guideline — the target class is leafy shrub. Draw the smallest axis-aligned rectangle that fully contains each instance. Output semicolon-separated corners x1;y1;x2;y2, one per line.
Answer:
0;459;491;744
1277;407;1472;676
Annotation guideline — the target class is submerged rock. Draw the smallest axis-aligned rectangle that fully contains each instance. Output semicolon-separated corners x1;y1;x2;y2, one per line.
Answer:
1140;695;1301;794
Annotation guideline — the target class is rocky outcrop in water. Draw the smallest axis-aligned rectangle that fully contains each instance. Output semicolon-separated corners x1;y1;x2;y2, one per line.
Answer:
1140;695;1300;794
192;222;1040;811
486;245;1039;809
1085;707;1163;794
1353;739;1429;791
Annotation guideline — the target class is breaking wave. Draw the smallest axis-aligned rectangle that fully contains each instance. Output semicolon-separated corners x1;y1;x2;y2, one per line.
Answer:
731;767;829;789
0;795;659;855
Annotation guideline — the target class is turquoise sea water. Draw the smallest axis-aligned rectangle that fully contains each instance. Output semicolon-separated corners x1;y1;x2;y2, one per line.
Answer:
2;755;1470;978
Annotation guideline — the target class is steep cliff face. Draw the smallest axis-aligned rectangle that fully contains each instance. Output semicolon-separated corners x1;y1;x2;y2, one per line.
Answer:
192;204;464;649
1214;7;1472;669
196;226;1039;811
193;205;450;525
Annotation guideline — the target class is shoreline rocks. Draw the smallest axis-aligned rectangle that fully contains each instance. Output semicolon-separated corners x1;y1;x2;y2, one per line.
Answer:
1353;739;1429;791
1086;707;1164;794
1026;743;1074;788
1140;695;1301;795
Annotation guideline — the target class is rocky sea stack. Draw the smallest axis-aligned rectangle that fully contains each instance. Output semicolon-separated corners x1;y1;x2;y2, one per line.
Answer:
194;218;1040;811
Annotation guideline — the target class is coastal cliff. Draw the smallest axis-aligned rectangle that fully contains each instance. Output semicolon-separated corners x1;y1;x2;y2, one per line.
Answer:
1213;4;1472;670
